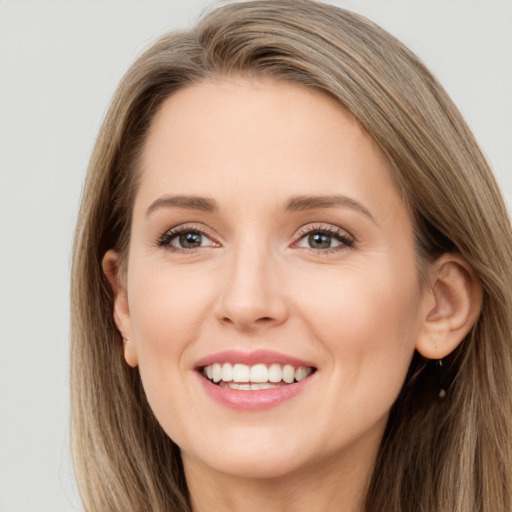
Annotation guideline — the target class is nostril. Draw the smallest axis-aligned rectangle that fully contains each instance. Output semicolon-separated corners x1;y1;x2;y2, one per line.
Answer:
219;315;278;329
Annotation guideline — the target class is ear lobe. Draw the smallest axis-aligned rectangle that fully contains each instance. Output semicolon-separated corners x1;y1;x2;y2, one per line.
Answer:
102;250;138;367
415;254;482;360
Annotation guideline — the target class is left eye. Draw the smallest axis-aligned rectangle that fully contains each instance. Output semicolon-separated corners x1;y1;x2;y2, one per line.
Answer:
295;229;353;250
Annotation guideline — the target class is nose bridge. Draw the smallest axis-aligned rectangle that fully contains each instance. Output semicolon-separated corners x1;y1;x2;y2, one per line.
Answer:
216;236;287;330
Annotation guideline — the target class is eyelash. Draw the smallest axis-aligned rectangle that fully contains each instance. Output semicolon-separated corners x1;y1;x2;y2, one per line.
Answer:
157;224;218;252
156;223;355;253
294;224;355;253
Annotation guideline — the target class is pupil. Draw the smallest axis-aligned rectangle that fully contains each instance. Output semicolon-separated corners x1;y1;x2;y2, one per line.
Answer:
180;232;201;248
309;233;331;249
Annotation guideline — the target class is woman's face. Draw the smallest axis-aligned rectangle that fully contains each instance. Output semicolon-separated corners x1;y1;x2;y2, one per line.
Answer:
114;78;432;481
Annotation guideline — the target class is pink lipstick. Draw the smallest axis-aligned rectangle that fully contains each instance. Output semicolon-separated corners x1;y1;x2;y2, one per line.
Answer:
195;350;317;410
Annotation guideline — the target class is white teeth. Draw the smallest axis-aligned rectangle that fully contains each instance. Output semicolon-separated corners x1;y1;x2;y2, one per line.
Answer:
295;367;309;382
212;363;222;383
219;382;278;390
250;364;268;383
268;363;282;383
282;364;295;384
251;382;275;390
221;363;233;382
233;363;250;382
202;362;314;387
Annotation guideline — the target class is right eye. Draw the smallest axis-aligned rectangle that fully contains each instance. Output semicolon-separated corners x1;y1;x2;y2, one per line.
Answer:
158;228;218;251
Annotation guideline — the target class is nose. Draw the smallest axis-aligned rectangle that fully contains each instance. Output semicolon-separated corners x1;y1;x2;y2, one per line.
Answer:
214;244;289;332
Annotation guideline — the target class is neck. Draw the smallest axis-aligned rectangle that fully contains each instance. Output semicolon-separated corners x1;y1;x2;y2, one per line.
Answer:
183;439;378;512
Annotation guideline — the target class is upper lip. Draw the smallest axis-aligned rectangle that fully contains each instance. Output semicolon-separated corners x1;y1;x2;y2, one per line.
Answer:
195;349;316;369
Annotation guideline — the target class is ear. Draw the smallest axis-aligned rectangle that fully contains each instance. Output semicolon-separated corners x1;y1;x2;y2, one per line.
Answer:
416;254;483;359
102;250;138;368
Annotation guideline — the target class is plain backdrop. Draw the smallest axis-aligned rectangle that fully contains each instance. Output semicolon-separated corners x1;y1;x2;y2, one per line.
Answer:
0;1;510;510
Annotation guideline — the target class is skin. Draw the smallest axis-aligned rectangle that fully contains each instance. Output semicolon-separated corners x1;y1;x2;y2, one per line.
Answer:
105;78;482;512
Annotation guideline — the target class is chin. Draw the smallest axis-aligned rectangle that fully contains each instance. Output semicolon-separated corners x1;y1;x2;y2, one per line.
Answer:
180;425;318;480
193;449;309;480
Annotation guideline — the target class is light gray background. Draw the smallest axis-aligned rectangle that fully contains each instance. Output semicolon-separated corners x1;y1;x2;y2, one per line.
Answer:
1;1;510;510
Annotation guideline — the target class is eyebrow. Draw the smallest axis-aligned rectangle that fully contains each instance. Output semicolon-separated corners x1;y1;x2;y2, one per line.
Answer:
286;194;375;221
146;195;218;215
145;193;374;222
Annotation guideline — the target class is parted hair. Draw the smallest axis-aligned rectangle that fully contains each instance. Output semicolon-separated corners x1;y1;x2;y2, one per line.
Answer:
70;1;512;510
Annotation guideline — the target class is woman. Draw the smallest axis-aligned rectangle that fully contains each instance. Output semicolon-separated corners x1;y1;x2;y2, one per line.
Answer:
70;1;512;510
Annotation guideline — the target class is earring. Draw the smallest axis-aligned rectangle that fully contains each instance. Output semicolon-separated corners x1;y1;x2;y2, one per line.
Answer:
123;336;130;346
431;337;447;399
435;356;447;399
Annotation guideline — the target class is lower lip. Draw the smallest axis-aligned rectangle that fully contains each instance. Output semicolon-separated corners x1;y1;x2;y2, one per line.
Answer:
197;373;313;411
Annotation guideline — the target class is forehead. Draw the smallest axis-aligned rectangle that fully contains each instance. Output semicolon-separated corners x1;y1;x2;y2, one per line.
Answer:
136;77;402;215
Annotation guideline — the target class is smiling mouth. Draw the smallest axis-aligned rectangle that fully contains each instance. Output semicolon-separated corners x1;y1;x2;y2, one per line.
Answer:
200;362;316;390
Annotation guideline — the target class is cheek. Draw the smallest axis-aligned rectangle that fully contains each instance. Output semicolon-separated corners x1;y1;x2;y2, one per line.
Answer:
126;264;218;438
128;264;216;368
290;266;421;448
293;261;421;382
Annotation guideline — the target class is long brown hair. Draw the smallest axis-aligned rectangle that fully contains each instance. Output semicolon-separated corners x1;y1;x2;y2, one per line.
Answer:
71;1;512;510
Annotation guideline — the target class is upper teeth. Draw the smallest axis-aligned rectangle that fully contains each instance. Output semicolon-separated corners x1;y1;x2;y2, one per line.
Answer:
203;363;312;384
